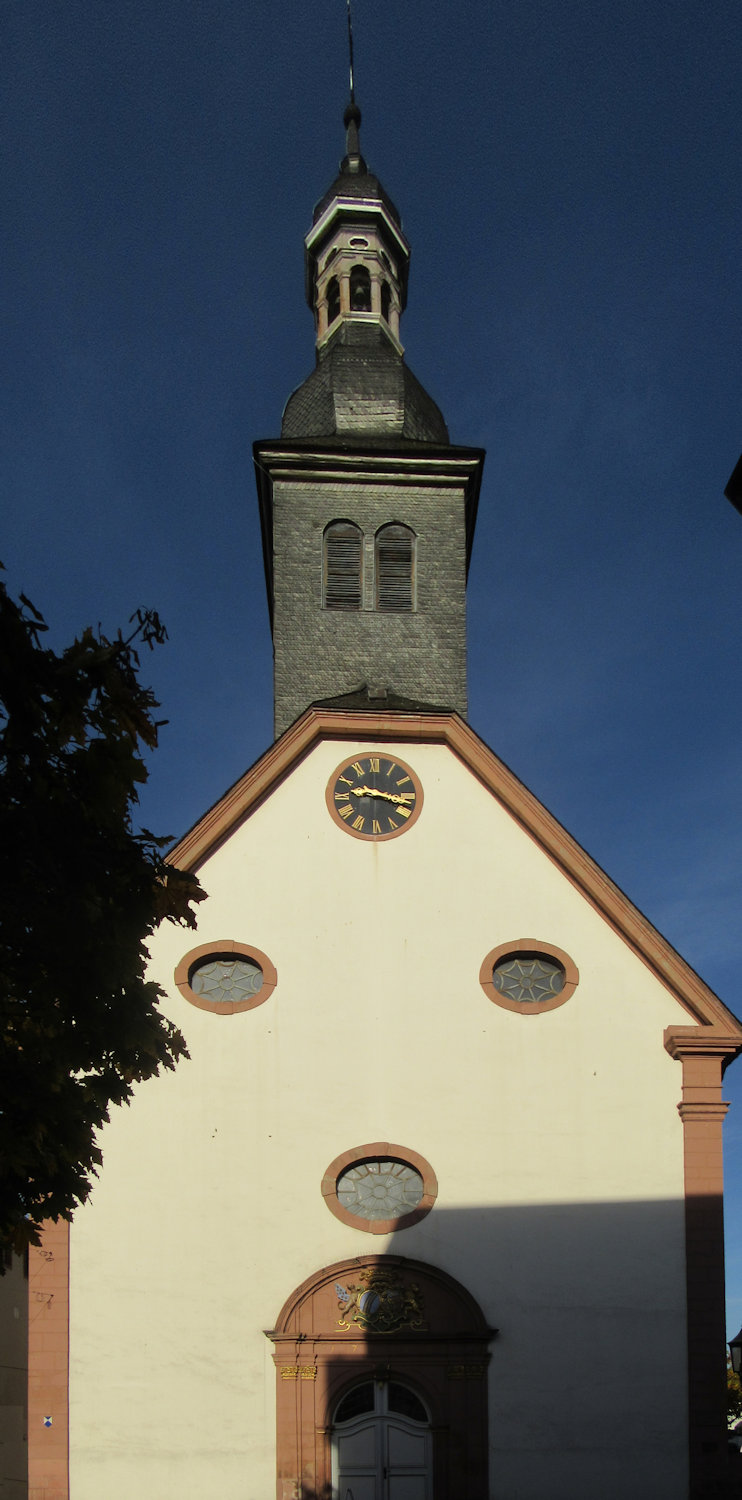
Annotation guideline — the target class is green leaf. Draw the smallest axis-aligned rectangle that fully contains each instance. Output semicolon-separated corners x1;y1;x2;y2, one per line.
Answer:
0;571;205;1259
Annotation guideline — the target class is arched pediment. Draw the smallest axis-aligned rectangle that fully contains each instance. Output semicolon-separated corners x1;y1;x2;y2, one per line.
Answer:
268;1255;494;1498
271;1253;493;1341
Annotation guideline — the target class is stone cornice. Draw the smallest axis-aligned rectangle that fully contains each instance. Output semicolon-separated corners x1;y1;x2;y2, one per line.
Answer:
677;1102;729;1123
253;440;485;621
663;1026;742;1064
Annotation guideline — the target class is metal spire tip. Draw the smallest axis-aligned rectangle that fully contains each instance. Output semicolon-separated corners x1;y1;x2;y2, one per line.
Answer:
346;0;355;103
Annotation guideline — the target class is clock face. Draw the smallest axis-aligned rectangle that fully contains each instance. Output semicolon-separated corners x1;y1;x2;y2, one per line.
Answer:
326;752;423;840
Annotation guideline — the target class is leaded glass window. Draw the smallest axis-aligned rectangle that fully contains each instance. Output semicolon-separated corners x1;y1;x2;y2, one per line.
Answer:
334;1383;376;1424
337;1159;424;1221
190;955;263;1005
492;954;565;1004
334;1381;428;1425
388;1383;428;1423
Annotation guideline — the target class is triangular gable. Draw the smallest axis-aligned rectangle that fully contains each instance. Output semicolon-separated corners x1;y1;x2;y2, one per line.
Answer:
169;707;742;1046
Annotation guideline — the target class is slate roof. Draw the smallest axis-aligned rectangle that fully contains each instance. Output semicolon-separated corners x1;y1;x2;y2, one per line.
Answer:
312;165;401;228
281;323;449;443
310;685;454;714
312;102;402;227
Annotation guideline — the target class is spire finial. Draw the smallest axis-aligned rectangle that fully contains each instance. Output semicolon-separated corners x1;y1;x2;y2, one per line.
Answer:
341;1;365;174
346;0;355;104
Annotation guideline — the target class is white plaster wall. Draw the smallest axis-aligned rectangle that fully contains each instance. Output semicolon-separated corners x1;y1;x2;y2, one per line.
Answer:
69;738;692;1499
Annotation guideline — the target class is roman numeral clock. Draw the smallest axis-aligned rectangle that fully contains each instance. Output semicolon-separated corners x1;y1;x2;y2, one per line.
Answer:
326;753;424;840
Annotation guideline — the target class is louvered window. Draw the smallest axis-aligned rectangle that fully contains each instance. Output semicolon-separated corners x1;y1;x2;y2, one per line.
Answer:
324;521;362;610
381;281;391;322
375;524;415;612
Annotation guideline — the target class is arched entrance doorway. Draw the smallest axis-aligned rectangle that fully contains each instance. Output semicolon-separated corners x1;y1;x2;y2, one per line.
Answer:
332;1378;432;1498
267;1255;495;1499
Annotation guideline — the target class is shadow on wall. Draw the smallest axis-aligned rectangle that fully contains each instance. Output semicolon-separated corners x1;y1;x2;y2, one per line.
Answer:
0;1252;27;1496
21;1195;735;1500
267;1195;734;1500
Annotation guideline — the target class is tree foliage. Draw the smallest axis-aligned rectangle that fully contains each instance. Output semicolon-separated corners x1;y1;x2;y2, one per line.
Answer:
0;572;204;1254
729;1358;742;1426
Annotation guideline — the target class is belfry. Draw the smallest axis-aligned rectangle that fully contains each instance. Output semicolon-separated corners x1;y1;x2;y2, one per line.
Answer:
255;104;483;736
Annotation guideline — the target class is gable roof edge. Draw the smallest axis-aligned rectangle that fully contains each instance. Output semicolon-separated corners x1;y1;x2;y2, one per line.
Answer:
167;708;742;1042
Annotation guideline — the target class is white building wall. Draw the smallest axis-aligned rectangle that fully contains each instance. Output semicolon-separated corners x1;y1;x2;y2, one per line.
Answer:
68;738;691;1499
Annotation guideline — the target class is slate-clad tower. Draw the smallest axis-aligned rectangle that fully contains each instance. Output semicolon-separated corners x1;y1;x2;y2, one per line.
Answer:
255;104;484;737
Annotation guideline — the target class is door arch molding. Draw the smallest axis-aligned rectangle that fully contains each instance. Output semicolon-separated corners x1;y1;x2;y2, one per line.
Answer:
267;1254;495;1499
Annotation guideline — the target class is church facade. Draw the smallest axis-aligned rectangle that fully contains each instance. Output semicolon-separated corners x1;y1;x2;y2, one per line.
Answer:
25;104;742;1500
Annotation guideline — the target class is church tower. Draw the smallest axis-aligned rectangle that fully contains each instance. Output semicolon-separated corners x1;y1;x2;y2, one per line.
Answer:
255;104;484;737
24;76;742;1500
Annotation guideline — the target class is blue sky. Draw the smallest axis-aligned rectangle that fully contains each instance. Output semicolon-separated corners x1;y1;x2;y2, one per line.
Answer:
4;1;742;1334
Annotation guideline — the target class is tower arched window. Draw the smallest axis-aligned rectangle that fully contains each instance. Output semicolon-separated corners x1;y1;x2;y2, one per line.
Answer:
349;265;371;312
380;281;391;322
375;523;415;612
324;521;363;610
326;276;340;325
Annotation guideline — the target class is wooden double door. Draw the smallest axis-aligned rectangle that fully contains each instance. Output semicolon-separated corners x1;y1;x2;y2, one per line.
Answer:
332;1379;432;1500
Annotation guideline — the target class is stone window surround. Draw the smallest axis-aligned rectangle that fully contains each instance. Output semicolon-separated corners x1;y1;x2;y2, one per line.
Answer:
322;519;417;614
174;939;277;1016
479;938;579;1015
322;1142;438;1234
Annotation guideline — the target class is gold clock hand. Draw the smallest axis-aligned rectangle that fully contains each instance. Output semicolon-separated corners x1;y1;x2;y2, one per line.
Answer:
350;784;395;801
349;785;415;805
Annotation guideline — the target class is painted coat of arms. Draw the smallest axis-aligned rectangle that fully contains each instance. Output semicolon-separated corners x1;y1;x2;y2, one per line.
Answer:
335;1266;425;1334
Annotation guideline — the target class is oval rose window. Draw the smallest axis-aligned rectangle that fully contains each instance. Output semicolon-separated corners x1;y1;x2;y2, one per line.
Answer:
479;941;579;1015
322;1143;437;1234
174;941;277;1015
